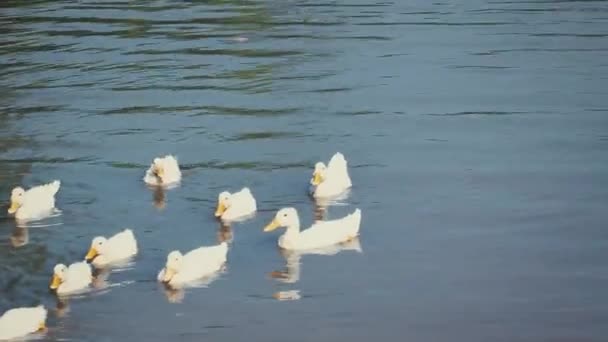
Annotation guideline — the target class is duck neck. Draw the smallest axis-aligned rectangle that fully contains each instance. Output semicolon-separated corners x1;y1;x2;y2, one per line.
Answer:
284;218;301;239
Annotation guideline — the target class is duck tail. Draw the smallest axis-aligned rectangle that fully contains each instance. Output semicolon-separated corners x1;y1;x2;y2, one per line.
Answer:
35;305;48;321
49;180;61;194
351;208;362;232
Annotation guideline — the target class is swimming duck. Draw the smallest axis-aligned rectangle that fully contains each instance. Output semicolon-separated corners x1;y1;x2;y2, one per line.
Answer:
7;180;60;221
50;261;92;295
157;242;228;288
310;152;352;198
85;229;138;268
0;305;47;340
263;207;361;250
143;155;181;186
214;187;257;222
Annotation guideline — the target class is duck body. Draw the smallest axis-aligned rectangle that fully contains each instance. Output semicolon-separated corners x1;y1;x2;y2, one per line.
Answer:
8;180;60;221
86;229;138;268
143;155;181;186
215;187;257;222
51;261;92;295
0;305;47;340
264;207;362;251
158;242;228;288
311;153;352;198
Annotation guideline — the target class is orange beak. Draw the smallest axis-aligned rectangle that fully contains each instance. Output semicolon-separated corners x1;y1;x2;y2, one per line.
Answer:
263;219;281;232
85;247;99;261
50;274;61;290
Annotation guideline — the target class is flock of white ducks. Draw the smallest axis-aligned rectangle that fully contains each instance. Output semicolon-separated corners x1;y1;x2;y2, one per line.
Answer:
1;152;360;340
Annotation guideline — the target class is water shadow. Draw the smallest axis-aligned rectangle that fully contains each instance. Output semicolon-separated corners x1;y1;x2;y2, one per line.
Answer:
159;269;224;304
217;221;233;244
9;224;28;248
270;238;362;300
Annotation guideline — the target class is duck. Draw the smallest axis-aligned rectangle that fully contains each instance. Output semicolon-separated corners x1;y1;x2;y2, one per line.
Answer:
157;242;228;288
7;180;60;221
310;152;352;198
85;229;138;268
0;305;47;340
263;207;361;250
143;155;181;186
50;261;92;295
214;187;257;222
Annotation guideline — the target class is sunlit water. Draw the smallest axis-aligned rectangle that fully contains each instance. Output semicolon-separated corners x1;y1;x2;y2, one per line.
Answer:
1;0;608;341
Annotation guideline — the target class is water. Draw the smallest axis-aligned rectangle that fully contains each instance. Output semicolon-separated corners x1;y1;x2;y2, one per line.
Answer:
1;0;608;340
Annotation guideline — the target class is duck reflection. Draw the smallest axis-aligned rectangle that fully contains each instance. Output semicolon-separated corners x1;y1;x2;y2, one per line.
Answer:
270;237;362;300
152;186;166;210
55;298;70;318
273;290;301;301
91;268;111;290
310;189;351;221
270;248;301;284
9;225;28;248
217;221;233;244
159;270;224;304
162;286;185;304
313;201;327;222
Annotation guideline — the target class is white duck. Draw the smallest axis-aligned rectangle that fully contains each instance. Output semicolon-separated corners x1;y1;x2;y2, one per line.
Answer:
85;229;138;268
157;242;228;288
50;261;92;295
143;155;181;186
214;187;257;221
310;152;352;198
263;207;361;250
0;305;47;340
7;180;60;221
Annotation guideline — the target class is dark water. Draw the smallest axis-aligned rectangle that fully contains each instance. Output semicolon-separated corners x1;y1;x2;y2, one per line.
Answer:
1;0;608;341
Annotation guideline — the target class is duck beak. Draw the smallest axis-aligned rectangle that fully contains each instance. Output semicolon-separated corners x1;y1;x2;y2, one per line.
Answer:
312;172;322;186
263;219;281;232
162;268;176;283
155;167;164;179
38;321;47;332
50;274;61;290
7;201;19;214
85;247;99;262
214;201;226;217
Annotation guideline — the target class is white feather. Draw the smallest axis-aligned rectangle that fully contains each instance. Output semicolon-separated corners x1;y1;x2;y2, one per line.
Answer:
143;155;181;186
217;187;257;222
158;242;228;288
89;229;138;268
312;152;352;198
0;305;47;340
268;207;362;250
11;180;60;221
54;261;92;295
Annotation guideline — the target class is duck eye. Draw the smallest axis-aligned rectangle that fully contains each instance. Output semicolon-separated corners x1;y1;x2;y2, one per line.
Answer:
283;213;287;217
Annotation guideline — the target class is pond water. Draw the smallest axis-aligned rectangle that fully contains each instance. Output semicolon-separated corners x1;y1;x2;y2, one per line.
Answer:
1;0;608;341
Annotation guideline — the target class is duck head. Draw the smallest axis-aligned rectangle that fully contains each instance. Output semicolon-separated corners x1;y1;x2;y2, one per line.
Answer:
214;191;232;217
85;236;107;262
161;250;183;283
8;187;25;214
311;162;327;186
263;207;299;232
50;264;68;290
